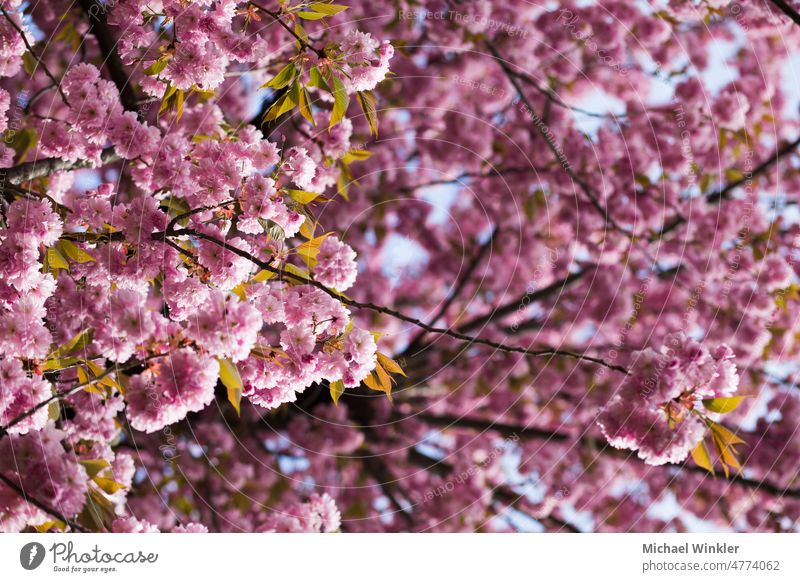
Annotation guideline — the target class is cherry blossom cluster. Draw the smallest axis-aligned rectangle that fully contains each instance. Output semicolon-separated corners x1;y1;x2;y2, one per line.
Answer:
598;333;739;465
2;0;800;535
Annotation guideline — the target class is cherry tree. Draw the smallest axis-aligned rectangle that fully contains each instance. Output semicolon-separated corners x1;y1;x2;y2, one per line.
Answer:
1;0;800;533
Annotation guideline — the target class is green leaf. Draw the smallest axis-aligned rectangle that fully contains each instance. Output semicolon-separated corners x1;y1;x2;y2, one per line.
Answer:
356;90;379;136
175;89;185;121
296;232;333;267
329;75;349;129
308;66;330;92
263;82;300;122
329;380;345;405
252;269;278;283
45;245;70;271
80;459;111;479
48;329;93;359
56;240;95;263
690;440;715;475
294;21;309;47
93;476;125;495
377;352;406;377
285;188;321;204
297;11;328;20
708;420;746;447
262;62;297;90
363;364;393;400
144;57;168;76
33;520;65;533
159;83;178;117
22;52;37;77
298;86;316;126
217;358;243;416
282;263;312;283
47;400;60;421
299;216;317;240
161;195;191;218
308;3;349;15
703;396;746;414
80;489;117;531
341;149;372;164
39;356;82;372
4;127;37;163
724;168;744;182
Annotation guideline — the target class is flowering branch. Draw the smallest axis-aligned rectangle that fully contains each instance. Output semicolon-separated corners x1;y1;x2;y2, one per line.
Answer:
0;473;88;532
153;227;628;373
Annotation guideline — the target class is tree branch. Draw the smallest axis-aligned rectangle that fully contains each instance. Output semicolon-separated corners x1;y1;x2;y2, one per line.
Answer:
78;0;140;113
0;8;70;105
657;135;800;238
0;473;88;532
404;228;498;353
2;147;120;186
456;267;594;334
411;412;800;500
0;353;167;439
486;40;630;236
767;0;800;27
153;227;628;373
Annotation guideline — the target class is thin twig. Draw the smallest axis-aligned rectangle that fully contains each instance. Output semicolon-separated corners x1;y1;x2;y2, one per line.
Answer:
0;473;88;532
404;228;498;352
153;227;628;374
0;353;168;438
0;8;70;105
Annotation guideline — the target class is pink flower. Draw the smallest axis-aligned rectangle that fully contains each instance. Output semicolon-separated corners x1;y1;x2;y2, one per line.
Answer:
185;291;262;362
0;357;50;434
597;333;740;465
314;237;358;291
0;427;88;532
284;147;317;190
126;348;220;433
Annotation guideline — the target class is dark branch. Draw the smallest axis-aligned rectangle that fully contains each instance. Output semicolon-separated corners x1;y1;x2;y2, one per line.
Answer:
0;473;88;532
411;412;800;500
2;147;120;186
153;227;627;373
79;0;140;113
404;228;498;353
